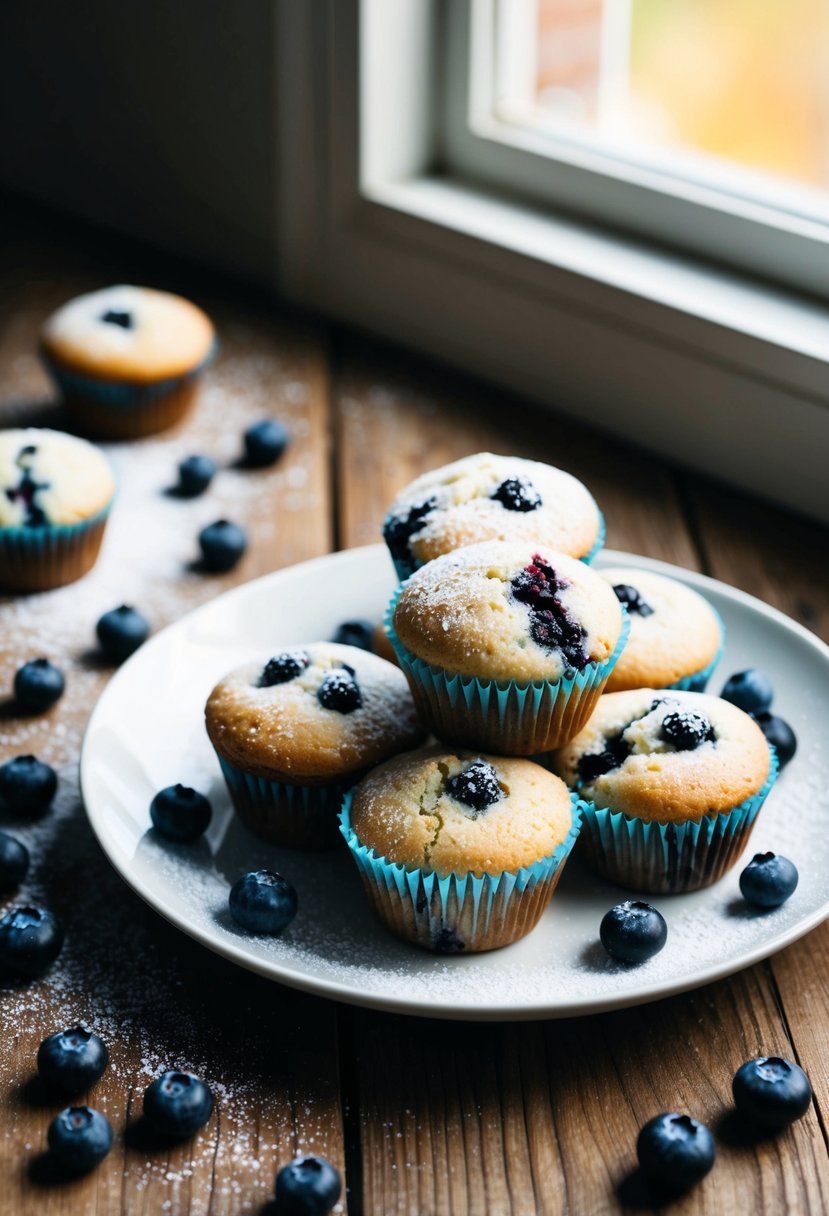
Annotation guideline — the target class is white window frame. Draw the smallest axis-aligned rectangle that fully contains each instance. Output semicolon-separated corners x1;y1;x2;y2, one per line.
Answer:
275;0;829;524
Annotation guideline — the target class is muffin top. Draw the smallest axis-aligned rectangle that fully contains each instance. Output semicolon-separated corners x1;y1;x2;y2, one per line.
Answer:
551;688;772;823
205;643;425;782
392;540;624;682
349;745;575;876
383;452;602;571
601;568;722;692
0;428;116;528
41;285;215;383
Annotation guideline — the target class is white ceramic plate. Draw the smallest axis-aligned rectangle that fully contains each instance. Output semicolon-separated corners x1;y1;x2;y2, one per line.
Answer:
81;546;829;1021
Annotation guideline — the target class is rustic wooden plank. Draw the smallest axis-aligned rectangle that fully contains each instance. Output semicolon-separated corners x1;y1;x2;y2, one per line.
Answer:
0;204;346;1215
335;338;828;1214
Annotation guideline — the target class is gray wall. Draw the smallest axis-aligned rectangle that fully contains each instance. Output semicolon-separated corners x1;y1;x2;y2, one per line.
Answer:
0;2;277;285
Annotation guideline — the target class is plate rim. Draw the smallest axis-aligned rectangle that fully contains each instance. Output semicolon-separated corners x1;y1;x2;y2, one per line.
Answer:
80;544;829;1021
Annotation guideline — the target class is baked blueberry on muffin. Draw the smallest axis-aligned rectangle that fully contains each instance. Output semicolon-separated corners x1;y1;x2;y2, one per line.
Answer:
0;428;116;592
388;540;627;754
340;745;582;951
601;568;724;693
552;689;777;893
40;285;215;439
205;643;425;848
382;453;604;579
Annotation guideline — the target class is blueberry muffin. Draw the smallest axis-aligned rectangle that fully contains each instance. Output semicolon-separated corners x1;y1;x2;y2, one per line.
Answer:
205;643;425;848
388;540;628;754
341;746;581;951
40;285;216;439
552;689;777;893
0;427;116;592
382;452;603;579
601;568;724;693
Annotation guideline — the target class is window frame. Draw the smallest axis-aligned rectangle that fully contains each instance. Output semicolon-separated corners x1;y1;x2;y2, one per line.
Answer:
275;0;829;525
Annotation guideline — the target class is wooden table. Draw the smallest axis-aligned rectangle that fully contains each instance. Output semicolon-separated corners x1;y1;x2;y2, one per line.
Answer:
1;200;828;1215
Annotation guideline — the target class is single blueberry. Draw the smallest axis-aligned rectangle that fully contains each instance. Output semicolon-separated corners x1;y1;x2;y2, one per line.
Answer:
150;784;212;843
96;605;150;664
47;1106;113;1172
739;852;798;909
577;733;631;783
636;1112;715;1191
752;712;797;769
382;497;438;567
14;658;65;713
331;620;374;652
229;870;298;935
38;1026;109;1094
0;905;64;977
612;583;654;617
600;901;667;964
732;1056;812;1128
317;670;362;713
275;1155;342;1215
243;418;290;468
0;754;57;813
177;454;216;497
491;476;542;513
198;519;247;572
260;651;309;687
0;831;29;890
445;760;502;815
721;669;774;715
659;710;715;751
143;1070;214;1138
100;308;132;329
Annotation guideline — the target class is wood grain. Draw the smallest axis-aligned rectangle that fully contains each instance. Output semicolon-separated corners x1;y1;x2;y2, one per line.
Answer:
0;206;346;1215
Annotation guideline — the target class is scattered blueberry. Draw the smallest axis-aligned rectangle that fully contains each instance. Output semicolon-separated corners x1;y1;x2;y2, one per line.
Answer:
317;669;362;713
511;555;588;669
739;852;798;909
0;831;29;891
636;1112;715;1191
198;519;247;572
243;418;290;468
275;1155;342;1215
260;651;309;687
0;905;64;977
0;754;57;813
446;760;503;815
143;1071;214;1138
331;620;374;651
382;497;438;567
491;476;542;513
47;1106;113;1172
177;454;216;497
13;658;65;712
612;583;654;617
38;1026;109;1094
96;605;150;663
659;710;715;751
229;870;298;935
753;712;797;769
100;308;132;329
721;669;774;715
732;1057;812;1128
150;784;212;843
577;732;631;783
600;901;667;964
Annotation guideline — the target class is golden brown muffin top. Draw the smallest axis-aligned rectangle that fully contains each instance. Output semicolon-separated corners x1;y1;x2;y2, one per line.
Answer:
551;688;771;824
350;745;574;877
205;643;424;782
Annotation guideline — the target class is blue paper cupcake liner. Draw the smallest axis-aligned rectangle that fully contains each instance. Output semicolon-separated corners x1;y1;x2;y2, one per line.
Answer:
385;589;630;755
217;755;353;850
384;508;606;583
339;789;585;952
0;501;114;593
577;745;779;894
666;606;726;693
